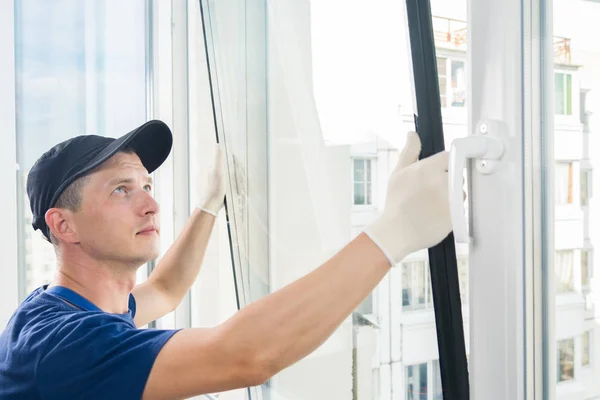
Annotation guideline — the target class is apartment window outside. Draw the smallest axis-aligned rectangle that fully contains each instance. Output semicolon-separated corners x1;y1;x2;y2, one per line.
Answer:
406;363;428;400
581;170;590;206
558;338;575;383
457;257;469;306
582;250;591;290
405;360;444;400
556;162;574;205
555;72;573;115
402;261;432;311
437;56;466;108
353;158;373;206
556;250;575;293
431;359;443;400
583;331;591;367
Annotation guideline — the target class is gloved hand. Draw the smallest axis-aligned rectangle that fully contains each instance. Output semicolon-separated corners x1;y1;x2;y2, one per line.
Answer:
363;132;452;266
199;144;227;217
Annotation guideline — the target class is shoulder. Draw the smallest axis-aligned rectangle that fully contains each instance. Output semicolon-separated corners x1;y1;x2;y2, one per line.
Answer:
35;309;180;399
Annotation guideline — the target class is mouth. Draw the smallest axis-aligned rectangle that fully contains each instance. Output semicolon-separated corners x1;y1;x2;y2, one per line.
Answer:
137;226;158;236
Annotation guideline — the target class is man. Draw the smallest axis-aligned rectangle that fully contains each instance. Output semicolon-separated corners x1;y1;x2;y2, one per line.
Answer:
0;119;451;399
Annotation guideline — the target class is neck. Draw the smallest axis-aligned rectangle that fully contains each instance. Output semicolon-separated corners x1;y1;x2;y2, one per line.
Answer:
49;251;138;314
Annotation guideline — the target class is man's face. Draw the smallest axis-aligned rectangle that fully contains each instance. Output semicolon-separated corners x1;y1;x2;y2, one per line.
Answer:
71;151;161;268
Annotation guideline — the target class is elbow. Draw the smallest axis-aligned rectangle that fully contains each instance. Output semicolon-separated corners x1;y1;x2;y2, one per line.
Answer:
243;349;281;387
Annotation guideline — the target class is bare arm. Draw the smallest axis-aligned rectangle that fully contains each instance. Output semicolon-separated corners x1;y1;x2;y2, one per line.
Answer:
142;133;452;399
132;208;216;327
142;232;390;399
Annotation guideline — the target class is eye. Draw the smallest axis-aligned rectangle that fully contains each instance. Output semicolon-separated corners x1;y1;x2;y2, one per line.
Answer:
114;186;127;194
144;184;153;192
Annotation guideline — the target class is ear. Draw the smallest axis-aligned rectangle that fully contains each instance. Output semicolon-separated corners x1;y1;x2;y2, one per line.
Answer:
45;208;80;244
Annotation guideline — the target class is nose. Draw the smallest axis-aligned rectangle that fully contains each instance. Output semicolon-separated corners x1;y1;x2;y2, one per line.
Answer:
137;189;160;216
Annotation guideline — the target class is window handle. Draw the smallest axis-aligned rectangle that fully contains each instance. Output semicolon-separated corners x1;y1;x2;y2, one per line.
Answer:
449;124;504;243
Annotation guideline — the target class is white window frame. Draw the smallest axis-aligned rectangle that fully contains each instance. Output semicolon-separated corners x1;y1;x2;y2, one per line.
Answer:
351;156;376;209
0;0;18;329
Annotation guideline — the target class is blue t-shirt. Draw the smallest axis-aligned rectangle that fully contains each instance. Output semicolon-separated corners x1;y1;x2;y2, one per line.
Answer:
0;285;180;399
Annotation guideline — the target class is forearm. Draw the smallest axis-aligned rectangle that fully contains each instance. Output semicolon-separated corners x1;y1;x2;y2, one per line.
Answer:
218;232;391;376
150;208;216;303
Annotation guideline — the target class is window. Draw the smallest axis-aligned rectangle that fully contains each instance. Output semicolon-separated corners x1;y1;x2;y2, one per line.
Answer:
581;170;590;206
400;257;470;312
555;162;574;205
402;260;433;311
556;250;575;293
582;250;591;289
15;0;149;297
356;293;373;315
353;158;373;206
583;331;591;367
437;57;447;107
457;257;469;305
555;72;573;115
431;359;443;400
406;363;428;400
557;338;575;382
405;360;444;400
437;56;466;108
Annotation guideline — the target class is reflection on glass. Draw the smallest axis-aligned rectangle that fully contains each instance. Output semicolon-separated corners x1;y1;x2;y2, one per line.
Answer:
15;0;148;297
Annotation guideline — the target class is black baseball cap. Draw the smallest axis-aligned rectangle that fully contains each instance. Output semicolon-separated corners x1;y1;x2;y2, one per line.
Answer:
27;119;173;241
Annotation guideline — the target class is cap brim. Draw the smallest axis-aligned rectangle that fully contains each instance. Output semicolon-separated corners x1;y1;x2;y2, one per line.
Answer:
77;120;173;178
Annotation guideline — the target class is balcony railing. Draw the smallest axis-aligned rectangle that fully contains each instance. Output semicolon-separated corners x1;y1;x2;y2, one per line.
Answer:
554;36;572;64
432;16;572;65
432;16;467;50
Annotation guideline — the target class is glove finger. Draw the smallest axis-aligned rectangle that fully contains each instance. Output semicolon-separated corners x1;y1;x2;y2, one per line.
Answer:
393;131;422;173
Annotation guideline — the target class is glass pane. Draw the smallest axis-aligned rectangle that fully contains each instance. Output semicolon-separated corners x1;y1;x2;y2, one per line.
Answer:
556;250;574;293
550;3;600;396
200;0;470;398
555;162;571;205
567;73;573;115
15;0;148;297
555;73;565;115
437;57;447;107
353;158;365;182
366;182;372;205
405;362;428;400
582;250;590;288
432;359;443;399
451;60;466;107
583;331;590;366
581;170;589;206
557;338;575;382
354;183;365;205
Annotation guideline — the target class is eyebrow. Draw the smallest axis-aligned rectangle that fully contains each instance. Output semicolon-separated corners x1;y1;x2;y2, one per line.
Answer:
108;176;153;187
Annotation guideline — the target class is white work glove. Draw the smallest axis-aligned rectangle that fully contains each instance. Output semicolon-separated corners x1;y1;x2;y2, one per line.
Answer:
363;132;452;266
198;144;227;217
